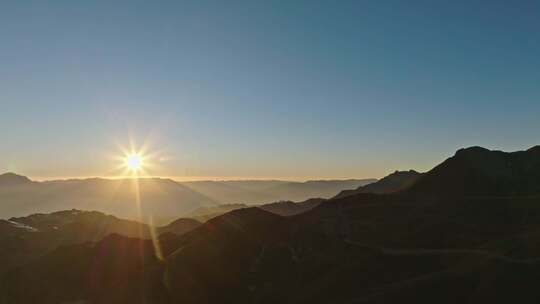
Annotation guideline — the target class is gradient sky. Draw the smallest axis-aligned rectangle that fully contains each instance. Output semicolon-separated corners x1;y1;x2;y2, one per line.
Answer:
1;0;539;180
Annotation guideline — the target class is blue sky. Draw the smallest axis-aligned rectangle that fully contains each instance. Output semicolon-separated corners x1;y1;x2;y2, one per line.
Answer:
1;0;539;180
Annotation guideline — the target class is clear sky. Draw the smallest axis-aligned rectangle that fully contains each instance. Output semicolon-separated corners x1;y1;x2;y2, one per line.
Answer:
1;0;539;180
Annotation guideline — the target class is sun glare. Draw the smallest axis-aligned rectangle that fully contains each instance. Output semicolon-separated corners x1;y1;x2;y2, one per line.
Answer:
113;138;158;177
125;154;143;172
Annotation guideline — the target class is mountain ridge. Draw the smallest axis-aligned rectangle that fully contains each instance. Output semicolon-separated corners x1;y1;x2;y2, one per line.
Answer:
406;145;540;197
334;170;422;198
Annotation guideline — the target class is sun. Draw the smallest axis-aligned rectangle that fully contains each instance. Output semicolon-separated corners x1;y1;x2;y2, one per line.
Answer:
113;139;156;177
125;154;143;172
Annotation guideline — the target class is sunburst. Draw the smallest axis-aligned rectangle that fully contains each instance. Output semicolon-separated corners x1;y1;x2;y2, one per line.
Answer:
125;153;144;172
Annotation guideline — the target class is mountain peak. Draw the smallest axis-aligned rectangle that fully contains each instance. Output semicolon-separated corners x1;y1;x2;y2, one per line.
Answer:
527;145;540;153
408;146;540;197
0;172;32;186
454;146;492;156
389;169;421;176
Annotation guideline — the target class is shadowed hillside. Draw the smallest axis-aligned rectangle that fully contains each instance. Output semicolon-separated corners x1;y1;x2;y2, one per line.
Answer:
0;209;200;277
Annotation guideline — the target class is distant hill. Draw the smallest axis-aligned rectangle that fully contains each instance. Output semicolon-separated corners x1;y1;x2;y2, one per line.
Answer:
181;181;282;204
258;198;325;216
0;175;373;222
334;170;422;198
186;203;249;222
186;198;325;221
0;172;32;186
158;217;201;235
7;209;149;239
182;178;376;204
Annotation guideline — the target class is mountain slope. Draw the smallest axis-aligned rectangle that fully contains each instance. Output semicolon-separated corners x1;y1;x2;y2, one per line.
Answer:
0;234;163;304
157;218;201;235
334;170;422;198
0;209;151;275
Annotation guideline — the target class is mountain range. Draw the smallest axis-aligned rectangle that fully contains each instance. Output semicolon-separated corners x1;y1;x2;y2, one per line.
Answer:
185;171;422;221
0;175;375;224
2;146;540;303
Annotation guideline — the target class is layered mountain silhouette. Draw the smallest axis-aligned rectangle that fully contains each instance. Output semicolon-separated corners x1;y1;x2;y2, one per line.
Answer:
0;175;374;223
179;179;375;203
3;146;540;303
186;169;421;221
187;198;326;221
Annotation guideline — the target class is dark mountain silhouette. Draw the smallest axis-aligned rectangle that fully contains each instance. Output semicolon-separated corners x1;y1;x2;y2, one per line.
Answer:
0;209;199;278
164;208;294;303
334;170;422;198
4;146;540;303
163;145;540;303
406;146;540;197
0;209;151;275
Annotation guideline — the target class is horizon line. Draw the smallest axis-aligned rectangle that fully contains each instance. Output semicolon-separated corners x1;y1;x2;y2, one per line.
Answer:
7;174;379;183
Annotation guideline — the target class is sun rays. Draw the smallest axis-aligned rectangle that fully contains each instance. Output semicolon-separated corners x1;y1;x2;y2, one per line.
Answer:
110;135;161;178
106;136;166;260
